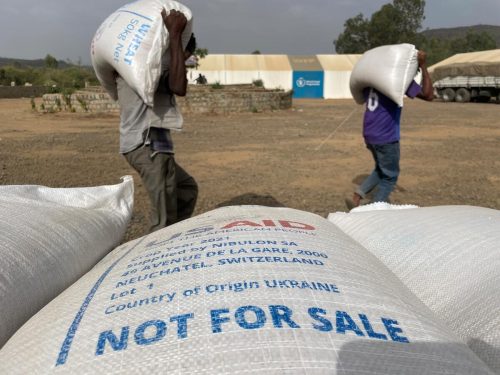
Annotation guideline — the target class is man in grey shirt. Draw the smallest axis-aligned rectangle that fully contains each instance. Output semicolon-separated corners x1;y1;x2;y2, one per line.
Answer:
117;9;198;233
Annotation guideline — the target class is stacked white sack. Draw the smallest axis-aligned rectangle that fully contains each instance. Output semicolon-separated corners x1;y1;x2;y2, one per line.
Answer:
350;202;419;212
0;206;493;374
329;205;500;374
350;43;419;107
91;0;193;106
0;176;134;348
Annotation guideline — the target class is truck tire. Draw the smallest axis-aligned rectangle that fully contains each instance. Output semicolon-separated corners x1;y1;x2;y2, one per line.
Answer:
476;90;491;103
441;88;456;102
455;88;471;103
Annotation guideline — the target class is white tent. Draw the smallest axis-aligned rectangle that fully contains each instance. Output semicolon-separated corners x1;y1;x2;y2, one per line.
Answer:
189;54;225;84
317;54;361;99
193;54;362;98
255;55;293;91
193;54;292;90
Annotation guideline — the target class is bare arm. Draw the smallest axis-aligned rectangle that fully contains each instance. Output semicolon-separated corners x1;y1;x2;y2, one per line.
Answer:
417;50;434;101
162;9;188;96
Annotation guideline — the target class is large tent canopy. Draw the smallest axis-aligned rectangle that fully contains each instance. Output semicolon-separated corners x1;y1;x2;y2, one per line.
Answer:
429;49;500;81
193;54;293;91
317;55;361;99
193;54;362;99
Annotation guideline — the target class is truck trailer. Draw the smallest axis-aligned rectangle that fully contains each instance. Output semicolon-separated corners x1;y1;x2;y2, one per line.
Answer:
434;74;500;103
430;50;500;103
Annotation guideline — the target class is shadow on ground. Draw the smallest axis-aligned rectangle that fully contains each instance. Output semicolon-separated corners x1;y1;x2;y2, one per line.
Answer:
352;174;407;193
216;193;285;208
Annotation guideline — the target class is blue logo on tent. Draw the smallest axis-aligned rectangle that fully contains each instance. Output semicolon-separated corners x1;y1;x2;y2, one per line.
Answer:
293;71;324;98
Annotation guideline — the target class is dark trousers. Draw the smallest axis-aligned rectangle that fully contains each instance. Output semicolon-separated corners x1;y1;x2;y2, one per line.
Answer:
124;147;198;233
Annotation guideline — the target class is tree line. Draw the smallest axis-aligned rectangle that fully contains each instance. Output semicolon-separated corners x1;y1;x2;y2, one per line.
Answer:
334;0;497;65
1;48;209;92
0;54;99;93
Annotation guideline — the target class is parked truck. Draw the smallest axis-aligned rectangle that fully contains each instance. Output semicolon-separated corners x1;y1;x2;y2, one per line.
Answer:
432;61;500;103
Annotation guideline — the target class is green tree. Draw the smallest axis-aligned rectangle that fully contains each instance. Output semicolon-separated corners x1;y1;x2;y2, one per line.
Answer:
195;48;208;60
393;0;426;38
44;54;59;69
0;61;98;89
334;14;370;53
419;30;497;65
369;4;402;47
462;31;496;52
334;0;426;53
446;31;496;59
418;37;451;65
191;48;208;69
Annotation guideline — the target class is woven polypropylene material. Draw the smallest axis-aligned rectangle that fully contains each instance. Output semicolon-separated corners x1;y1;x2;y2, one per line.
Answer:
350;43;418;107
91;0;193;105
0;176;134;348
329;205;500;374
0;206;493;374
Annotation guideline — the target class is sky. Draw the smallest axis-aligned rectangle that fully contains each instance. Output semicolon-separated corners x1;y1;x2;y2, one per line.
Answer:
1;0;499;65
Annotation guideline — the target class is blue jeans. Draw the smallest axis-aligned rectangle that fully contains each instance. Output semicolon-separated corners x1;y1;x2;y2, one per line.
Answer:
356;142;400;203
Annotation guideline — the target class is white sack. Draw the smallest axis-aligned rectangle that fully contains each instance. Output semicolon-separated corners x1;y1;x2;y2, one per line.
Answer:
0;206;493;374
350;202;419;212
0;176;134;348
91;0;193;106
328;205;500;373
350;43;419;107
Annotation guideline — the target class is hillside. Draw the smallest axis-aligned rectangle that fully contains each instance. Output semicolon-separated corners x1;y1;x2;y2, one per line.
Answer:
421;24;500;47
0;57;73;69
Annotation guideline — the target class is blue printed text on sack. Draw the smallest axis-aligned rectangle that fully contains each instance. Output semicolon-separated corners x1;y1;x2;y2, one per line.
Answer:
95;305;409;357
114;19;151;65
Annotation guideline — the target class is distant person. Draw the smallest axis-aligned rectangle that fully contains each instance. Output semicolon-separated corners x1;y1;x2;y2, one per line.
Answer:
116;9;198;233
195;73;207;85
347;50;433;209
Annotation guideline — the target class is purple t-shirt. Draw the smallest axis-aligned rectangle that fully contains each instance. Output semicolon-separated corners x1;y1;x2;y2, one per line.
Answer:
363;81;421;145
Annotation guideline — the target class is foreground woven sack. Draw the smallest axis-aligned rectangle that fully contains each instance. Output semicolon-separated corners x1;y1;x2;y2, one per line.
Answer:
91;0;193;105
0;176;134;348
329;205;500;374
349;43;419;107
0;206;493;374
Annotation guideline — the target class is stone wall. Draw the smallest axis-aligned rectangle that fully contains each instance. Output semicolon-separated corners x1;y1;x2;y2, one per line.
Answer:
179;85;293;114
42;87;120;113
42;85;292;114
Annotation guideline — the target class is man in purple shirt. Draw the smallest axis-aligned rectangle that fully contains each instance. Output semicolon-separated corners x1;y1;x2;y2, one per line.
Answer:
348;50;434;208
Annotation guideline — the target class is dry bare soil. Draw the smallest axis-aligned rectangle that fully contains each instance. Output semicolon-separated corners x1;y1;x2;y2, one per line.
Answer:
0;97;499;242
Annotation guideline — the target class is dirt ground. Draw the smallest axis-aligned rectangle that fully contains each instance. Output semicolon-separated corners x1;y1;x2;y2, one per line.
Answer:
0;97;499;242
